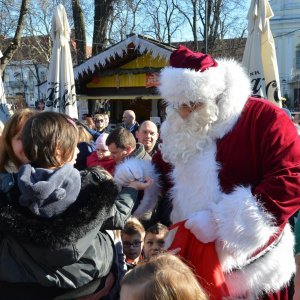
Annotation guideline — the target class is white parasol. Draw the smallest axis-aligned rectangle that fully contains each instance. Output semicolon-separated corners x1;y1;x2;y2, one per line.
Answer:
242;0;282;107
45;4;78;118
0;50;10;124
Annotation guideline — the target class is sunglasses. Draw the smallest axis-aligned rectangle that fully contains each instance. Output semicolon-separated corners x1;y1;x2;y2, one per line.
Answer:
94;119;104;122
172;102;204;112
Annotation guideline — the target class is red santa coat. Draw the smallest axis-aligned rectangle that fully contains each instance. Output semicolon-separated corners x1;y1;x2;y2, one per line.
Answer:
167;98;300;299
217;98;300;227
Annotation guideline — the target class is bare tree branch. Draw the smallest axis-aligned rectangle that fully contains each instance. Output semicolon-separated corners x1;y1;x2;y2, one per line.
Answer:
1;0;29;72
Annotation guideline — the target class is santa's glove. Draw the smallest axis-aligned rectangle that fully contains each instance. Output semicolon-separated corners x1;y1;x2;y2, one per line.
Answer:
185;210;217;243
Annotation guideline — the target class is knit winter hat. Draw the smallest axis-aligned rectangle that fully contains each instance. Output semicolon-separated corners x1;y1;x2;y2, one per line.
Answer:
95;133;109;150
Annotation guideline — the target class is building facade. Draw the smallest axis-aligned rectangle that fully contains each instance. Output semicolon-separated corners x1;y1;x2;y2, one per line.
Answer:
3;60;48;108
270;0;300;111
1;33;82;110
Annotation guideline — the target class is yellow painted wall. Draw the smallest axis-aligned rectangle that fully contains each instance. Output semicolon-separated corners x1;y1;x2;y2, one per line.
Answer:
87;73;146;88
87;53;168;88
120;53;167;69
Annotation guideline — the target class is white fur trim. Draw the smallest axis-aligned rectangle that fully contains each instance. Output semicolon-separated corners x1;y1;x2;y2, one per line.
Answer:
164;227;178;250
212;186;277;272
114;158;160;217
169;149;294;297
159;59;250;107
159;67;226;106
114;158;145;188
159;59;252;139
225;225;295;298
170;142;221;223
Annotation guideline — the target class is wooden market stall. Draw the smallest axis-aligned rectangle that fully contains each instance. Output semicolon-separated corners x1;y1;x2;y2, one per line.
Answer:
74;34;175;125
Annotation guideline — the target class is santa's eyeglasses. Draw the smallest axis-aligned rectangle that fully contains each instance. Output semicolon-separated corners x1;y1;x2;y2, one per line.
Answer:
172;102;204;112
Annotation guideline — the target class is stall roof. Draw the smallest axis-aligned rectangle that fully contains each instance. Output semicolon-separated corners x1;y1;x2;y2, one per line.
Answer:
74;34;175;80
39;34;175;95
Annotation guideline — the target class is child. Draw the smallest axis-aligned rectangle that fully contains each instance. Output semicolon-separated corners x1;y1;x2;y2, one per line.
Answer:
143;223;169;260
17;111;81;218
121;218;145;270
0;113;155;299
87;133;116;174
120;252;208;300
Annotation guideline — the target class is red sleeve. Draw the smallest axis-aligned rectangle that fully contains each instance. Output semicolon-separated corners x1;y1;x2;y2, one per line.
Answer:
253;104;300;226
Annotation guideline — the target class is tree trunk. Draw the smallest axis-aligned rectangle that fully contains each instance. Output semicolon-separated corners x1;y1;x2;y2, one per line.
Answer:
0;0;29;73
192;0;198;50
72;0;87;64
93;0;115;55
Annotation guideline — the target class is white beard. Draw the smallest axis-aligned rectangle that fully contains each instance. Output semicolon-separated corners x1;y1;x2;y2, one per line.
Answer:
160;102;219;165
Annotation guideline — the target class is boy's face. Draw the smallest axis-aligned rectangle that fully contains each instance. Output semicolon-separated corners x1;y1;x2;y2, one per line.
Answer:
143;232;166;259
122;233;144;260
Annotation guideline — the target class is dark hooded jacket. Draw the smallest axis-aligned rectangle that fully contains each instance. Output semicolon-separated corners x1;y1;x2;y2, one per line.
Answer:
0;167;138;299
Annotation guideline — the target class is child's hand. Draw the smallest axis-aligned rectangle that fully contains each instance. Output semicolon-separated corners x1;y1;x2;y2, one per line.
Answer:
128;177;154;190
168;248;181;255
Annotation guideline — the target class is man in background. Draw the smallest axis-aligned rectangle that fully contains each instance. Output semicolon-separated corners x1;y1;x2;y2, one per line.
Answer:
122;110;139;138
136;121;159;157
106;128;158;229
106;128;150;164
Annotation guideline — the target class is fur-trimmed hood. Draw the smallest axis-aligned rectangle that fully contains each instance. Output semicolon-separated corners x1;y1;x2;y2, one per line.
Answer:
0;167;119;249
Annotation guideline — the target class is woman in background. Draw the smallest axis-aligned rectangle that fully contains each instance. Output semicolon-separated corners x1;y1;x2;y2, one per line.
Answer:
74;124;95;170
0;108;37;173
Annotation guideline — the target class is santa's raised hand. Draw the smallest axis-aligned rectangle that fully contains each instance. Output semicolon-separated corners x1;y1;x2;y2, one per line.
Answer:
185;210;217;243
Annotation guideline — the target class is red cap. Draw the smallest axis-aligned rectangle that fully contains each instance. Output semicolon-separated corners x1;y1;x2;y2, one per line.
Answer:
170;45;218;72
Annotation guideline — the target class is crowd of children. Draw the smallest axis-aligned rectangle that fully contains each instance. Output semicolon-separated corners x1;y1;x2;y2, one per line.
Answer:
121;218;169;270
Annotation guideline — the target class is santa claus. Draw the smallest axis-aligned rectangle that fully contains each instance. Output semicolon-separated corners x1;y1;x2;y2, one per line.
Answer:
159;45;300;299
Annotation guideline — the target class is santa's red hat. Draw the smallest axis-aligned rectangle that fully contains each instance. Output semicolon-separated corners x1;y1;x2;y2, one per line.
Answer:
159;45;251;125
170;45;218;72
